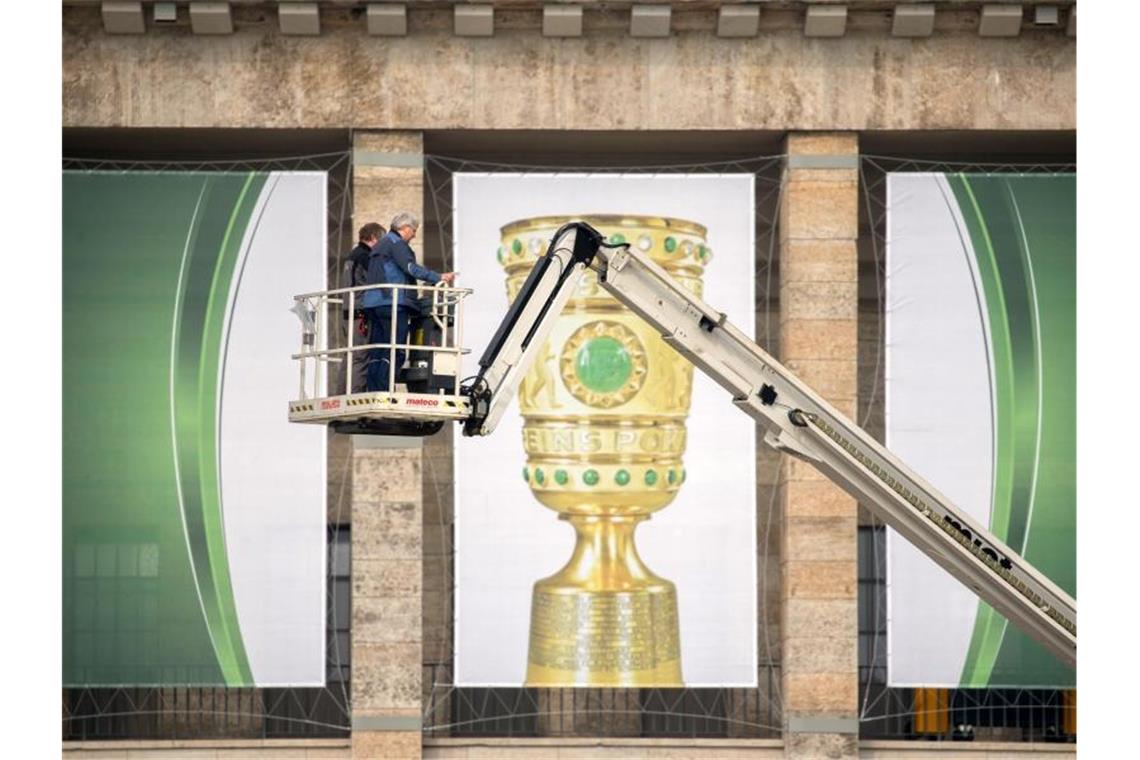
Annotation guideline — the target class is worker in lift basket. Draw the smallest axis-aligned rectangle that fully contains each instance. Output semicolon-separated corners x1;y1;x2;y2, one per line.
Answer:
361;211;456;392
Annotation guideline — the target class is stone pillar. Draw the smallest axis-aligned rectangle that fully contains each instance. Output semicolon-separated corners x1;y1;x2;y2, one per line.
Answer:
353;131;426;234
352;441;424;759
778;133;860;759
421;424;454;734
351;130;426;760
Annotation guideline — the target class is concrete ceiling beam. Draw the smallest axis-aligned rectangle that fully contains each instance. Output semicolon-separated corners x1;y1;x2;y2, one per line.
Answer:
189;2;234;35
804;5;847;38
279;2;321;36
979;4;1023;38
454;4;494;37
630;5;671;38
717;5;759;39
892;4;935;38
101;1;145;34
543;5;582;38
367;3;407;36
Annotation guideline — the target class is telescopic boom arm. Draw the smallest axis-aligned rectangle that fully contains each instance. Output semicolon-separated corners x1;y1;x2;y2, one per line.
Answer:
463;221;1076;668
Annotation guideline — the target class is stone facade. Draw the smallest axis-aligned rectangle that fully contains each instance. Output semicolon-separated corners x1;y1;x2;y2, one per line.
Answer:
62;5;1074;133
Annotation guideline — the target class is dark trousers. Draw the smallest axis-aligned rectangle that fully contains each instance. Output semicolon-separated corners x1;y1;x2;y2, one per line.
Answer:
366;305;411;392
337;311;369;394
350;312;369;393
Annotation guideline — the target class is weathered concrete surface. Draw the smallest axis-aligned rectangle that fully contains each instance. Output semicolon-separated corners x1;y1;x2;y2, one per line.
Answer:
859;741;1076;759
62;738;350;758
63;8;1074;131
423;738;785;759
778;133;860;759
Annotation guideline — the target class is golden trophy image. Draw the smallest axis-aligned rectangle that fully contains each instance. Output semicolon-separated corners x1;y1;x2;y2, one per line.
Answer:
498;215;714;687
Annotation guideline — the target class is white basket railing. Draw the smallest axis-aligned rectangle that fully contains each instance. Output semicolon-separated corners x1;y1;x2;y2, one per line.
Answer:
291;282;473;401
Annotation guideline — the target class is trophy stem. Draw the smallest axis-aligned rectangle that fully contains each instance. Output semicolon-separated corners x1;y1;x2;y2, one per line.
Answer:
525;514;683;687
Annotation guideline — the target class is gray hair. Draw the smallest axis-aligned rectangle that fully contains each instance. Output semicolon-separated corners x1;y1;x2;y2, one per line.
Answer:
390;211;419;232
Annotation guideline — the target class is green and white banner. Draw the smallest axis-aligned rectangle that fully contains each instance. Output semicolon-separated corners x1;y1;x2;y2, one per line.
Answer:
885;173;1075;688
63;171;327;686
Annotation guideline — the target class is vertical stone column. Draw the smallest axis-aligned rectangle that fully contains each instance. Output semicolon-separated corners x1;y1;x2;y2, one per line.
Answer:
353;131;426;235
778;133;860;759
351;131;426;760
421;424;454;733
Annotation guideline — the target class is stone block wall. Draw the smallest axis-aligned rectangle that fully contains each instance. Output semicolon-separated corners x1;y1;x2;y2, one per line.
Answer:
352;444;425;759
778;133;861;758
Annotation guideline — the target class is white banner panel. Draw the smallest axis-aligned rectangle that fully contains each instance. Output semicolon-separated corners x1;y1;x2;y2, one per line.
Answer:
453;174;758;686
885;173;994;686
221;172;328;686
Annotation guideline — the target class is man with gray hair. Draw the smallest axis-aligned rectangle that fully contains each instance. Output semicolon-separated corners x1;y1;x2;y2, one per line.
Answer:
361;211;456;392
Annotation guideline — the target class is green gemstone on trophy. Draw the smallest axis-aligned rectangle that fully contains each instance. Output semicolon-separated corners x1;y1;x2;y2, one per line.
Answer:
555;469;568;485
583;469;599;486
512;238;522;255
697;244;707;260
615;469;631;486
668;469;677;485
523;467;529;482
681;468;687;483
496;246;504;264
664;236;677;253
575;336;632;393
609;233;626;244
645;469;658;486
535;468;545;484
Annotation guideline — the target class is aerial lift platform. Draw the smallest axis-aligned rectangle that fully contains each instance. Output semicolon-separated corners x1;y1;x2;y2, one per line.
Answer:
289;221;1076;668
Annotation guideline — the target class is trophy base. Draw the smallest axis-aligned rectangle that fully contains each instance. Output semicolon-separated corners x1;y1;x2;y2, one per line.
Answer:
524;515;683;687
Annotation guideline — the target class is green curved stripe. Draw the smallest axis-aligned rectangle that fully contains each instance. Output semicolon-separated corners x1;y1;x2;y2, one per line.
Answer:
948;174;1074;687
65;172;226;684
948;174;1009;686
987;176;1076;687
172;172;266;685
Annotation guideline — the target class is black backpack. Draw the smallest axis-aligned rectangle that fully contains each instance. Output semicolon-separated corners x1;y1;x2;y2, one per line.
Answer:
342;247;370;290
341;244;371;316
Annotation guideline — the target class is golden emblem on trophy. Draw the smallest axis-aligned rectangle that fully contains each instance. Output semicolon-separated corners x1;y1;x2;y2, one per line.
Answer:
498;215;713;687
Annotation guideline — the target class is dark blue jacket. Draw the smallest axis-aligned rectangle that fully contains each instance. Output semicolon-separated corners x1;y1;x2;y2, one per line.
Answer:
362;231;441;309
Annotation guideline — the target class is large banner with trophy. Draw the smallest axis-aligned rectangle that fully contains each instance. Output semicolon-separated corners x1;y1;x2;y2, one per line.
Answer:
453;174;758;687
63;171;327;686
885;172;1076;688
